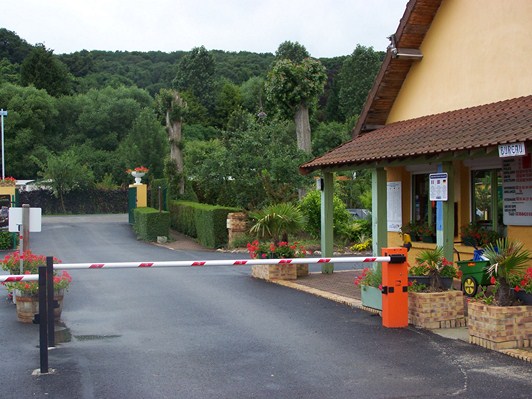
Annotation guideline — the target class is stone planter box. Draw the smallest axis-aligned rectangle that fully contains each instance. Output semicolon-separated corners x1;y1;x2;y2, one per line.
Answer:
361;285;382;311
15;290;64;323
296;264;309;277
468;301;532;350
251;264;297;281
408;290;466;329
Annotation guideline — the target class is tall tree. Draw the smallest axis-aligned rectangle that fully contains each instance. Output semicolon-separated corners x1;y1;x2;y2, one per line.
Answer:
155;89;187;195
275;41;310;63
266;53;327;153
173;46;215;115
20;44;72;97
334;45;384;122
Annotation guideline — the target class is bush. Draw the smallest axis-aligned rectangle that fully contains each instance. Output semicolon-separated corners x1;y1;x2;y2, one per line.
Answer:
169;201;240;248
0;231;16;250
133;207;170;241
299;190;352;239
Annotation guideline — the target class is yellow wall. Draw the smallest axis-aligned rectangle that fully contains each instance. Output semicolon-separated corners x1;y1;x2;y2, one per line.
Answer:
387;0;532;123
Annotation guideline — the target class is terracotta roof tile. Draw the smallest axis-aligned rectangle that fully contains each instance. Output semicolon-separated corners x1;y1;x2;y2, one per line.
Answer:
300;95;532;174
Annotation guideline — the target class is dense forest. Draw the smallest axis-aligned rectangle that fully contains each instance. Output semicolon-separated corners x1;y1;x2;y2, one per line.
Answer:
0;28;383;211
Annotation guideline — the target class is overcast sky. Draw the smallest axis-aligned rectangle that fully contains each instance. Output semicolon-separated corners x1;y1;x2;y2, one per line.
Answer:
1;0;407;57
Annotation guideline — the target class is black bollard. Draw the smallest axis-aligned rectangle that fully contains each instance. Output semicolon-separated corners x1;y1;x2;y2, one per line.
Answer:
38;265;49;374
46;256;55;347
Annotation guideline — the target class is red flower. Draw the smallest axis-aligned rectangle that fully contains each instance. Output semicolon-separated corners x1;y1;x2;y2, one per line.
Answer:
490;276;497;285
514;286;521;292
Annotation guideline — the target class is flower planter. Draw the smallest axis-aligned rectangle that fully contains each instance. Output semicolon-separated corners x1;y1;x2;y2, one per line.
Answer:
468;301;532;350
515;290;532;305
361;285;382;311
408;276;453;290
251;264;297;281
296;263;309;277
15;290;64;323
421;235;436;243
131;171;145;185
408;290;466;329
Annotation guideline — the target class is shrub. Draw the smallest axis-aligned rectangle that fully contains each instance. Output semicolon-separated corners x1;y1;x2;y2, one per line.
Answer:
299;190;352;239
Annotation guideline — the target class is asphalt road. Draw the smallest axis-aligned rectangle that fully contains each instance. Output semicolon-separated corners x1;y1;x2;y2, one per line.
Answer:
1;214;531;399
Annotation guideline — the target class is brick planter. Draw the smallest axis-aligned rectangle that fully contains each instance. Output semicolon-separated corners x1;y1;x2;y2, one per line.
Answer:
408;291;466;329
296;264;309;277
251;264;297;280
468;301;532;350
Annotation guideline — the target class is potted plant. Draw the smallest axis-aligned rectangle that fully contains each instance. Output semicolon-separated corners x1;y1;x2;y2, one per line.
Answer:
127;166;149;185
508;267;532;305
247;240;308;280
468;238;532;350
460;222;499;248
1;251;70;323
419;223;436;243
400;221;422;242
408;246;459;291
354;264;382;311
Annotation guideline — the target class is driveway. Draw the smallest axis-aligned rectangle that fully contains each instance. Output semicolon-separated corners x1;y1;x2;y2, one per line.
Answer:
1;214;531;399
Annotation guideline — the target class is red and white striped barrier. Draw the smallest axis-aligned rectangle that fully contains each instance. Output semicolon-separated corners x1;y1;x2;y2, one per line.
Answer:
52;256;387;270
1;274;39;283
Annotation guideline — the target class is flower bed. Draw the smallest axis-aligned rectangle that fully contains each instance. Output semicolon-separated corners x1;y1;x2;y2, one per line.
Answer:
408;291;466;329
468;301;532;350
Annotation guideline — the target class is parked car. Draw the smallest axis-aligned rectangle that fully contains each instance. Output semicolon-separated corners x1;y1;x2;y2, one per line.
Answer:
347;209;371;220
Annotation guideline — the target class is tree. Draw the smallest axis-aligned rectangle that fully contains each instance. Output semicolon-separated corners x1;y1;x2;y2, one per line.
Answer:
173;46;216;114
38;150;95;213
155;89;187;195
266;48;327;153
334;45;384;121
20;44;73;97
275;41;310;63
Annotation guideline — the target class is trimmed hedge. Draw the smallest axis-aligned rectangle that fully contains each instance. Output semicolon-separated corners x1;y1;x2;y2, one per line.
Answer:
133;207;170;242
169;200;240;248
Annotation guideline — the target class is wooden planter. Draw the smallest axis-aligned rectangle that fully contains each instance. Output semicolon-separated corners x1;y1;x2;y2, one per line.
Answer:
251;264;297;281
408;290;466;329
15;291;64;323
361;285;382;311
468;301;532;350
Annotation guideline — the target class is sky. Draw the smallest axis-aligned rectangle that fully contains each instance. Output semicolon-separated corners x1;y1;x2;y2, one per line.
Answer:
1;0;408;58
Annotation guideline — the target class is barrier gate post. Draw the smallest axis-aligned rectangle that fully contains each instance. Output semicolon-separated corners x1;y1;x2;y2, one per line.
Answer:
381;247;408;328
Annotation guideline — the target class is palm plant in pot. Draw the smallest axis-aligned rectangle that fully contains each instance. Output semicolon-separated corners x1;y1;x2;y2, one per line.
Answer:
409;246;459;291
481;238;531;306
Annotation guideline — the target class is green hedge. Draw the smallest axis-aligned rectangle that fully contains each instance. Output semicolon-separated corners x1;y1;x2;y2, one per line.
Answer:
0;231;17;250
169;200;240;248
133;207;170;242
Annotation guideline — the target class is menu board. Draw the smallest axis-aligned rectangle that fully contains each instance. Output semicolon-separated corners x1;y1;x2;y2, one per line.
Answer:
502;154;532;226
387;181;402;232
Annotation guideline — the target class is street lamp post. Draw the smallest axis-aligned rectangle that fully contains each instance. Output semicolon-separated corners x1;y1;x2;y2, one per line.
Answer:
0;109;7;179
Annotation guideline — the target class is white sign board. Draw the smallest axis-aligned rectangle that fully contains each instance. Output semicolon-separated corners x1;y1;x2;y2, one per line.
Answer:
503;156;532;226
429;173;448;201
387;181;402;232
8;207;42;232
499;142;526;158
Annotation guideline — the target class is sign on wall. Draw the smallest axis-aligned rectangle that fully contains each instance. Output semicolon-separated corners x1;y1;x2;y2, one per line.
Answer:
387;181;402;232
503;154;532;226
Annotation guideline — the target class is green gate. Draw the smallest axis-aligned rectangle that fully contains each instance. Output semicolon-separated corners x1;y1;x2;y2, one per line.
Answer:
128;187;137;224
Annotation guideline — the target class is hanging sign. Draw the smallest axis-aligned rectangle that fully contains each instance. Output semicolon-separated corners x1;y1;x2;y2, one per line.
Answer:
499;142;526;158
429;173;448;201
503;155;532;225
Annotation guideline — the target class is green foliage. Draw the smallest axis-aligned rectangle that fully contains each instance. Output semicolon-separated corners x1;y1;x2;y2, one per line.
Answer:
37;150;95;212
299;189;352;239
169;200;240;248
0;28;34;64
0;231;16;250
275;41;310;63
20;44;73;97
311;122;350;157
266;57;327;117
334;45;384;121
133;207;170;241
249;203;305;243
174;46;216;113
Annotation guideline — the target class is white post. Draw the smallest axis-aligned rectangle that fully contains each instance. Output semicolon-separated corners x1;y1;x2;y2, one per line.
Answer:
0;109;6;179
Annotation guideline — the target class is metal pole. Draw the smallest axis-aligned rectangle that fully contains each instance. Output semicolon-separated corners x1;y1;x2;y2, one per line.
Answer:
158;186;162;212
0;109;6;180
38;265;49;374
46;257;55;348
22;204;30;252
